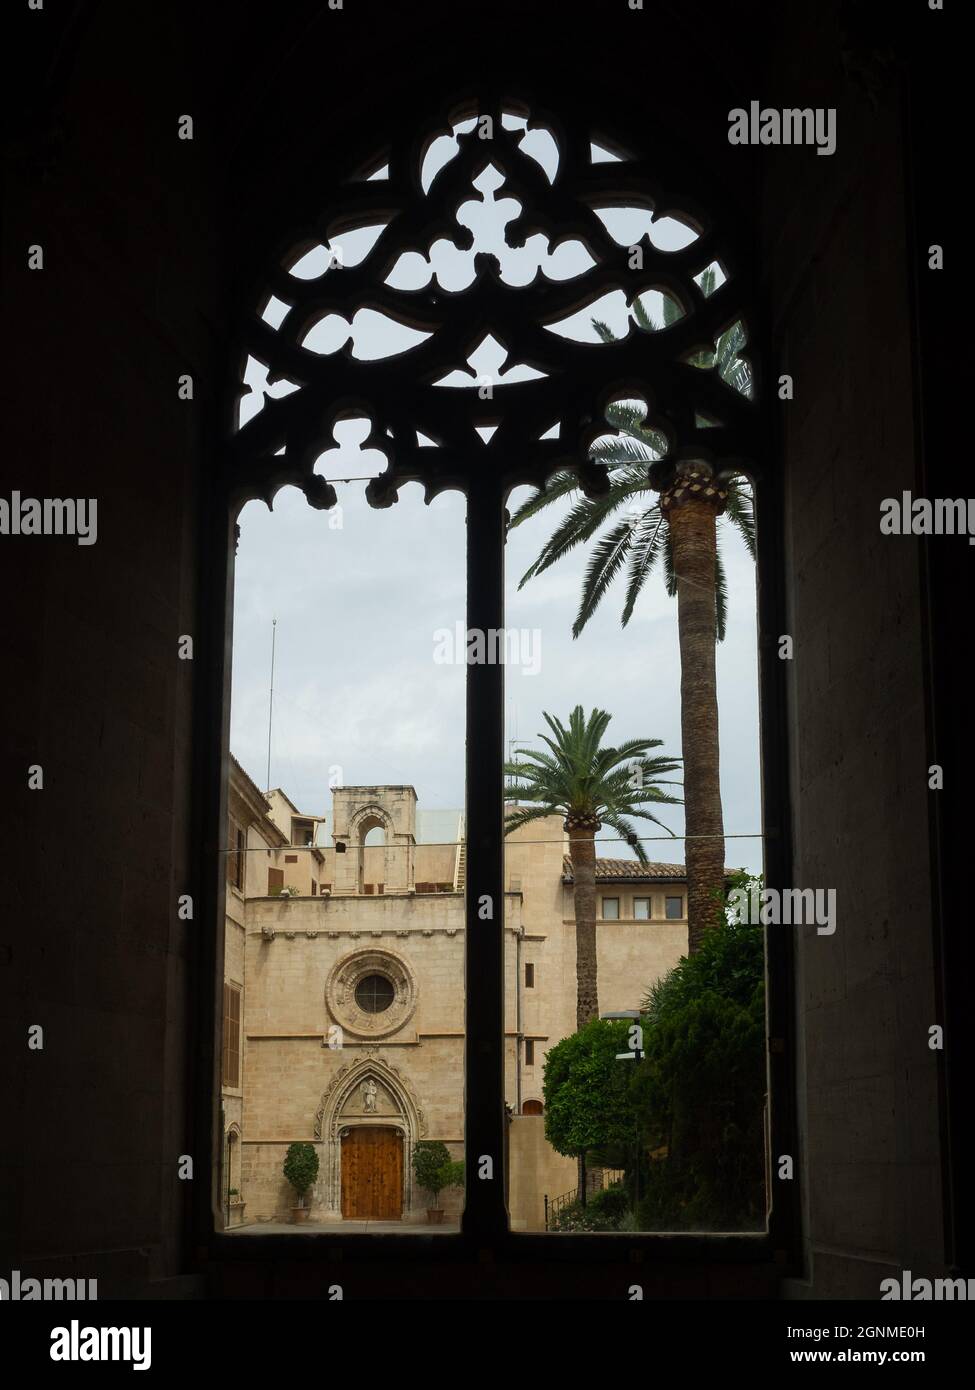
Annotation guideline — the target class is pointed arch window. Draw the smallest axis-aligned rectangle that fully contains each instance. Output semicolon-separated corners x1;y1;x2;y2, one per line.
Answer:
213;95;783;1255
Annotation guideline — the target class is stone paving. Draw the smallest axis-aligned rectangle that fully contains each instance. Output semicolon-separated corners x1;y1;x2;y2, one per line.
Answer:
228;1219;460;1235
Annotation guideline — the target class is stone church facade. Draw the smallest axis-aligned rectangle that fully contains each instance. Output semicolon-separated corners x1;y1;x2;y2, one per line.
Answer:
221;757;690;1229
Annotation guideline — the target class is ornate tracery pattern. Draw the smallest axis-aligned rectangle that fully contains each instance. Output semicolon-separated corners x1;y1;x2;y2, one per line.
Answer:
228;100;760;513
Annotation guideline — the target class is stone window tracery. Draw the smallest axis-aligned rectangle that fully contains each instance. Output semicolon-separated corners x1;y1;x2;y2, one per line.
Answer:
229;99;760;515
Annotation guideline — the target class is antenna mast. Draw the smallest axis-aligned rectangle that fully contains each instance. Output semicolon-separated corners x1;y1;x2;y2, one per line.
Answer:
265;617;277;793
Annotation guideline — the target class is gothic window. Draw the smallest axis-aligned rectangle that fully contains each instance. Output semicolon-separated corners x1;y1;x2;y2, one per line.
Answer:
222;96;764;1247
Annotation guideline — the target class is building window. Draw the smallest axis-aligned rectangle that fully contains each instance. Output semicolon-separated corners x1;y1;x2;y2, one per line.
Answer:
222;983;241;1088
311;881;317;896
226;821;246;890
525;962;535;988
285;854;298;863
268;867;284;895
522;1099;543;1116
633;897;651;920
292;818;314;846
601;897;620;920
327;950;418;1038
355;973;395;1014
665;895;684;920
225;1127;242;1203
524;1039;535;1066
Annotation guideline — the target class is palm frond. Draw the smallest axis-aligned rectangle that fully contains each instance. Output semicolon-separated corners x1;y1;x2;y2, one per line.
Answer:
589;437;657;467
714;544;728;642
507;469;583;530
620;512;667;627
663;530;677;596
571;518;640;637
631;295;661;334
516;487;639;587
661;293;683;328
723;477;756;559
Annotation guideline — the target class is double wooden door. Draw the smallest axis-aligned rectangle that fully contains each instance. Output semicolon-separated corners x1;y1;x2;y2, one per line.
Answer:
341;1127;403;1219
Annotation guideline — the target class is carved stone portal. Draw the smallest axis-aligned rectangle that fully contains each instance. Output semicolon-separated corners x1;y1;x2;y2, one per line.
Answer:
312;1055;427;1218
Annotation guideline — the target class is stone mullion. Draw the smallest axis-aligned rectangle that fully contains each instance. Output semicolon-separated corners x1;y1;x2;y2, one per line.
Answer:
463;474;507;1240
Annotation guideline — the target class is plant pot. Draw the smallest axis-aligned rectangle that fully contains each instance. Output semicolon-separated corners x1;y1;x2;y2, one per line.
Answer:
291;1206;311;1223
426;1208;445;1224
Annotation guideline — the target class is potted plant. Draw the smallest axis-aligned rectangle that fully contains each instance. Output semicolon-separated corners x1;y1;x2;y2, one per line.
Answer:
411;1141;464;1224
283;1141;319;1222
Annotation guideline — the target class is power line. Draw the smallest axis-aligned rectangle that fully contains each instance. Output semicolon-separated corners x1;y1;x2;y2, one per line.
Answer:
221;830;767;855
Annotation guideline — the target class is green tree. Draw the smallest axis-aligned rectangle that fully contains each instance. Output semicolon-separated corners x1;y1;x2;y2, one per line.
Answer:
411;1141;463;1209
283;1141;319;1208
508;276;755;953
632;873;766;1229
504;705;681;1027
543;1017;642;1202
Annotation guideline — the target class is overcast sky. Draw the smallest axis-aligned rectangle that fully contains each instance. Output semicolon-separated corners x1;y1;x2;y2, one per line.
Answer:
229;116;763;875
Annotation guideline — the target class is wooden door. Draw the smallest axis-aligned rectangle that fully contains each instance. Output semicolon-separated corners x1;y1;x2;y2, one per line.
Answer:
341;1127;402;1219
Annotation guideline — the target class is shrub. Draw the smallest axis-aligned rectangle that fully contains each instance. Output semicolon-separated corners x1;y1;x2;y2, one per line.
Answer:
550;1197;620;1233
283;1141;319;1206
587;1182;629;1228
412;1141;463;1207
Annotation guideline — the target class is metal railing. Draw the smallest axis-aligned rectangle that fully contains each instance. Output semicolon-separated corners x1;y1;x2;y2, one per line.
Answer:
544;1167;626;1229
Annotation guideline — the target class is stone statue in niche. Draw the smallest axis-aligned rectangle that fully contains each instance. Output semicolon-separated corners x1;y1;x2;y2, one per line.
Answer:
362;1079;378;1113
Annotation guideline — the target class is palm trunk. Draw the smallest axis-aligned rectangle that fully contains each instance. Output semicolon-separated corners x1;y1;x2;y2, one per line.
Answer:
664;489;725;953
568;827;598;1027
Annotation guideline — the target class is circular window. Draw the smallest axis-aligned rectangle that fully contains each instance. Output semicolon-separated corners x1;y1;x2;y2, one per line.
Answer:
354;973;395;1014
326;949;418;1038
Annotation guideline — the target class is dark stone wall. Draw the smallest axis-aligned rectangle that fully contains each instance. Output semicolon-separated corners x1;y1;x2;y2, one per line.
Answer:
1;1;229;1288
763;6;945;1297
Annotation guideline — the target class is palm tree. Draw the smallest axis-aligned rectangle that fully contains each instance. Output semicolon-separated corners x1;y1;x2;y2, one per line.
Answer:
508;277;754;951
503;705;681;1028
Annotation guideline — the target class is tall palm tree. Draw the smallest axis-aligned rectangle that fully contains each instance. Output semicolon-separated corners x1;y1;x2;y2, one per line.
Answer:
508;279;754;951
503;705;681;1028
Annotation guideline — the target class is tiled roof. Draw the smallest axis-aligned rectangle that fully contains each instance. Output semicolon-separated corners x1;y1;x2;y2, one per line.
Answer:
562;856;687;883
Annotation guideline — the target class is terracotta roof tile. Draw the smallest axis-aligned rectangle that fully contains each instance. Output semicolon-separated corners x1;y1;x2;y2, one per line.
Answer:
561;855;687;883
